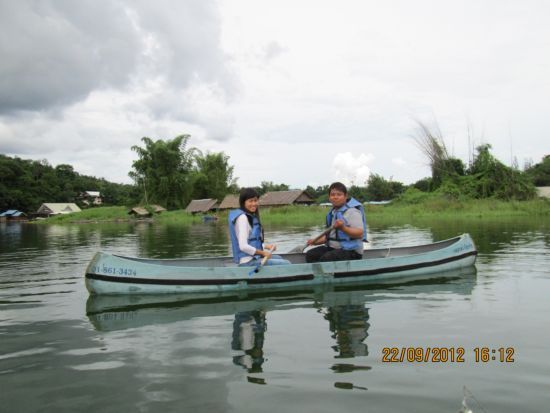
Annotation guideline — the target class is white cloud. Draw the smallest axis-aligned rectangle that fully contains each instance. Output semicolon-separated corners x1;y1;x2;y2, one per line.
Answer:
331;152;374;187
392;157;406;167
1;0;549;188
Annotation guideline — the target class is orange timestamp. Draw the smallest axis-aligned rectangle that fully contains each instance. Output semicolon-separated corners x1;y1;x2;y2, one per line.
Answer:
382;347;515;363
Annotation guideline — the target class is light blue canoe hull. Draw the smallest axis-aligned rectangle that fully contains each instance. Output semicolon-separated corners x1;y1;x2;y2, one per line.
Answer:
85;234;477;295
86;265;477;332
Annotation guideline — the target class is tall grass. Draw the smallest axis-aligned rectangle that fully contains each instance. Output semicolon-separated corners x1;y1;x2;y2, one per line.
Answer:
257;206;328;225
370;197;550;220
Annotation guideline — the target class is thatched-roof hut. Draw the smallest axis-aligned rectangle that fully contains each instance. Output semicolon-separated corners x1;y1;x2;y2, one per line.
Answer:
128;207;151;217
128;205;167;217
260;190;314;207
185;199;218;214
151;205;167;213
218;194;239;210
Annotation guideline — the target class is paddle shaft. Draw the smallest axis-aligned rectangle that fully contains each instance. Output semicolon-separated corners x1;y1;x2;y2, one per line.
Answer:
309;224;336;246
289;224;337;254
250;247;274;275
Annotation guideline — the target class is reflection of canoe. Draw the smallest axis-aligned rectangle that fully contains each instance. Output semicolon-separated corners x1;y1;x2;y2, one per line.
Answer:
86;266;477;332
85;233;477;295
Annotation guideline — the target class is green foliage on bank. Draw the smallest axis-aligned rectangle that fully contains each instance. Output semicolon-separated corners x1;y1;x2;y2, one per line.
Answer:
525;154;550;186
35;195;550;226
39;206;132;223
0;154;138;213
383;190;550;218
411;132;538;201
129;135;237;209
39;206;202;224
255;206;328;225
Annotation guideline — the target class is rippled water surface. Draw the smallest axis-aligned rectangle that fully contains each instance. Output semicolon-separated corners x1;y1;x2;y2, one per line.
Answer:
1;218;549;412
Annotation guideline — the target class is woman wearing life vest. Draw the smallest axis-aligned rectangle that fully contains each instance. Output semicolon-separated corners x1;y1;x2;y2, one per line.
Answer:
305;182;367;263
228;188;290;266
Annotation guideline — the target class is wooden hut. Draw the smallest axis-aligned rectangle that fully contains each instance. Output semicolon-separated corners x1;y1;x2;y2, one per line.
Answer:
128;207;151;218
36;203;81;217
260;190;314;207
128;205;167;218
218;194;239;210
185;199;218;214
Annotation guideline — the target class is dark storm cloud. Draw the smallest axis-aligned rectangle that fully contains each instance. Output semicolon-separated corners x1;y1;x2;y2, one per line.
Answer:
0;0;140;113
0;0;236;114
133;0;237;93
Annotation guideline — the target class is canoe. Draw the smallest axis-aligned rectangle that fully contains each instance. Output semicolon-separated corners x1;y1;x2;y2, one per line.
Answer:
86;266;477;331
85;233;477;295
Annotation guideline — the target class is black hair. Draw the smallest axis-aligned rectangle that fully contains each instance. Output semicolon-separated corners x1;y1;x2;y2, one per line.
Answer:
329;181;348;194
239;187;260;211
238;187;263;240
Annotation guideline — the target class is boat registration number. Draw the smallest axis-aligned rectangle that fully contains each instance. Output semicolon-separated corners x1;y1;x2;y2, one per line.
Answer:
91;265;137;276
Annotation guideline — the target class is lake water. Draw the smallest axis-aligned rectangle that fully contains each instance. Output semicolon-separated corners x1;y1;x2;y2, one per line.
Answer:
1;218;549;412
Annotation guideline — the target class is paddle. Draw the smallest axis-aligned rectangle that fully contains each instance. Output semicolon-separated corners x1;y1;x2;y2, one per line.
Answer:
288;224;336;254
248;247;274;276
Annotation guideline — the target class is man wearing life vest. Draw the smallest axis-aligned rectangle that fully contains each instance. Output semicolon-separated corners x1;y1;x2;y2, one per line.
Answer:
305;182;367;263
228;188;291;266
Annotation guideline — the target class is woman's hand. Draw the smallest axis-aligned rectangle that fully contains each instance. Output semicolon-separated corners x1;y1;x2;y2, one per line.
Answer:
257;244;275;258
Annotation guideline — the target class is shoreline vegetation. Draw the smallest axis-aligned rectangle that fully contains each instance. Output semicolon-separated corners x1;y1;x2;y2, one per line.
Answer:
38;197;550;225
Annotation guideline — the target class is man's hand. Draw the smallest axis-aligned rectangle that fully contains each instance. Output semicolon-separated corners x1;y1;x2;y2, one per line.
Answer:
333;219;345;230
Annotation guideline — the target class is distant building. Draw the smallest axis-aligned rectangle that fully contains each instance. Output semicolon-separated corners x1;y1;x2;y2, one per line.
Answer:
0;210;28;222
36;203;81;217
128;205;167;218
218;194;239;210
128;207;151;218
260;190;314;207
185;199;218;214
79;191;103;206
151;204;167;213
536;187;550;198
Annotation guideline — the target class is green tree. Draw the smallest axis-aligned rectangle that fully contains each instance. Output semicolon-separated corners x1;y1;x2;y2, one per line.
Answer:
348;185;368;202
0;154;137;213
412;177;432;192
365;174;405;201
465;144;535;200
191;151;237;201
525;155;550;186
257;181;290;195
129;135;196;209
304;185;329;202
55;164;77;202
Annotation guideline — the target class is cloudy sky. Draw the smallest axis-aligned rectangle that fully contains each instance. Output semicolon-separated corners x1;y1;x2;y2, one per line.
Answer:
1;0;548;188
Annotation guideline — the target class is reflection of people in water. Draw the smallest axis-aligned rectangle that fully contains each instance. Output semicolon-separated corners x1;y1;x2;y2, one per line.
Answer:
231;310;267;373
324;305;370;358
